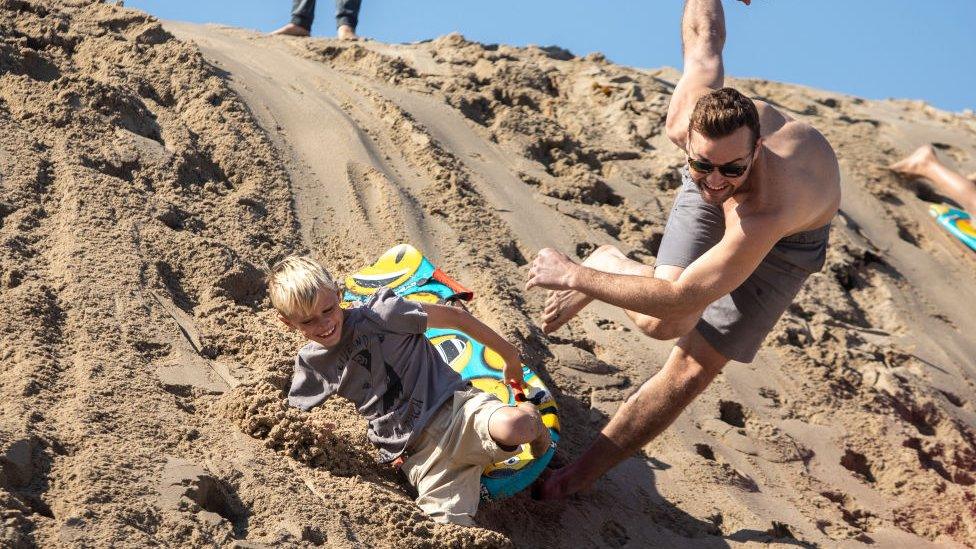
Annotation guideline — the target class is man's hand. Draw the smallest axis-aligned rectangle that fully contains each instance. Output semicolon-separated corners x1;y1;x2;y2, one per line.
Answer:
526;248;579;291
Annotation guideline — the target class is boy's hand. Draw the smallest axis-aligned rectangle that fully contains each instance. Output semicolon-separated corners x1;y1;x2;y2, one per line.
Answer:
425;303;528;389
503;356;525;389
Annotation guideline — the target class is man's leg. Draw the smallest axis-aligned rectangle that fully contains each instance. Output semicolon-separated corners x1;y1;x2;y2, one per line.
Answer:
536;328;729;499
890;145;976;215
542;244;702;338
271;0;315;36
335;0;361;39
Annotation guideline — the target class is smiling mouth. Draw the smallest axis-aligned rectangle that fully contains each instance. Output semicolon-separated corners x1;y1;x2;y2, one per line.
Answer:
317;324;337;339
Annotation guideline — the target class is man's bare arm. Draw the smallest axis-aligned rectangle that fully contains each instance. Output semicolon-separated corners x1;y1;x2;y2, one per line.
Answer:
545;217;784;320
665;0;729;149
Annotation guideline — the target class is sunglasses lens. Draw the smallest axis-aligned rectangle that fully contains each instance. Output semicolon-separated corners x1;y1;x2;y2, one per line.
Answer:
689;156;749;177
688;159;713;174
719;165;747;177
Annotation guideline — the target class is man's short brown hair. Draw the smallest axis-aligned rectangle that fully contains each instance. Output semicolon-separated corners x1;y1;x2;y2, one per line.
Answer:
689;87;761;143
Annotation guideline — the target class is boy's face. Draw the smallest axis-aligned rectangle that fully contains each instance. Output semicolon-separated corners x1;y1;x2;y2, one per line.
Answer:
279;287;345;348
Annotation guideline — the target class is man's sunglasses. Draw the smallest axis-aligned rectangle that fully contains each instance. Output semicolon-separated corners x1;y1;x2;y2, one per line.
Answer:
687;157;750;178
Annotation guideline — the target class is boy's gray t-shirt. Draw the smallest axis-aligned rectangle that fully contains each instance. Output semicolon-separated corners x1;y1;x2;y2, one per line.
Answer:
287;288;467;463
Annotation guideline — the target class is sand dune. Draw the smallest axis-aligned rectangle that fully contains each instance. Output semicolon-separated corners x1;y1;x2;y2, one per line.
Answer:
1;2;975;547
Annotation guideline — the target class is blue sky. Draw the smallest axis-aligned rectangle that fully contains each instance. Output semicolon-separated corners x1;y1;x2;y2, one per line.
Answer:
129;0;975;113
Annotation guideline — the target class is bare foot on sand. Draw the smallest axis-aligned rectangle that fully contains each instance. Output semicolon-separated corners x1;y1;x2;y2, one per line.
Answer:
540;244;645;333
889;144;937;177
541;288;594;334
271;23;310;37
337;25;357;40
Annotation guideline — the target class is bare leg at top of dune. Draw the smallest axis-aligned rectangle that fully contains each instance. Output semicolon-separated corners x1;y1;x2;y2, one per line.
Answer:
890;144;976;216
272;0;361;40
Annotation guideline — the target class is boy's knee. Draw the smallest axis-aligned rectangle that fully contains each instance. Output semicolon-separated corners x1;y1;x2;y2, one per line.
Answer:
490;407;538;445
511;408;541;443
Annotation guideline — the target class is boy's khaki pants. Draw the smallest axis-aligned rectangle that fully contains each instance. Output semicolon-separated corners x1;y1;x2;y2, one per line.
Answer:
400;387;518;526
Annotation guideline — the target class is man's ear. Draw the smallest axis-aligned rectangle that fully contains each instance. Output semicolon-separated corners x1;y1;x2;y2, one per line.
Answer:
277;314;295;330
684;128;698;155
753;137;764;159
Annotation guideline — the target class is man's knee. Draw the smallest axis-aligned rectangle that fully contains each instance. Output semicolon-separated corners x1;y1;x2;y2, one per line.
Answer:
623;339;726;405
672;331;729;390
594;243;624;257
672;351;719;392
633;315;697;341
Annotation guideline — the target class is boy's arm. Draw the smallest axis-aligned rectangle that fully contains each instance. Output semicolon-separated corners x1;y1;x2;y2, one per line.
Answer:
423;303;525;386
288;352;339;411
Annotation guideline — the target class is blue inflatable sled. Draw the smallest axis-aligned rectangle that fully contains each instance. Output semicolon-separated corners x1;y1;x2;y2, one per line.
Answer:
930;204;976;252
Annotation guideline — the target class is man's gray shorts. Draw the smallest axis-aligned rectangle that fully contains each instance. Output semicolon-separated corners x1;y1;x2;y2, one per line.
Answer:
655;169;830;363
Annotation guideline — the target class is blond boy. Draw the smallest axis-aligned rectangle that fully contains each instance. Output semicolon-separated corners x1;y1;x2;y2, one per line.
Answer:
267;256;551;525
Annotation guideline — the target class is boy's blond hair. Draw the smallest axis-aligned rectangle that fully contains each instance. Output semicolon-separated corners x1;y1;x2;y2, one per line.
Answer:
266;255;338;319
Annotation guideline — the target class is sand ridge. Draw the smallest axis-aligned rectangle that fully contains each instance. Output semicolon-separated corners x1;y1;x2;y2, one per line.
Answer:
1;1;975;547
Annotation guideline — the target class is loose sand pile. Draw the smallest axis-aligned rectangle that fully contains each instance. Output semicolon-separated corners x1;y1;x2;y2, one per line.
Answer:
2;1;975;546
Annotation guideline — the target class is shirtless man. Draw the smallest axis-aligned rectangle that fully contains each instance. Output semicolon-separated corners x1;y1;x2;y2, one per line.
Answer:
526;0;841;499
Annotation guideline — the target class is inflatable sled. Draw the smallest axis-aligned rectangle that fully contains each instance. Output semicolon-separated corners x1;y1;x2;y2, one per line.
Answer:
930;204;976;252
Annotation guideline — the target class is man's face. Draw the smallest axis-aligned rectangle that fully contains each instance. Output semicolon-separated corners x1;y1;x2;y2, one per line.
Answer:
280;288;345;348
687;126;759;205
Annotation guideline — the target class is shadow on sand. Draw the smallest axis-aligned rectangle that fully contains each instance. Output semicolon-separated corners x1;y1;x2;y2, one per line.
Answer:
475;383;810;548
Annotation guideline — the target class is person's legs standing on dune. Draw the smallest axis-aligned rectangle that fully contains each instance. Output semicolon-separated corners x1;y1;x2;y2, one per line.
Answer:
272;0;315;37
272;0;361;40
335;0;361;40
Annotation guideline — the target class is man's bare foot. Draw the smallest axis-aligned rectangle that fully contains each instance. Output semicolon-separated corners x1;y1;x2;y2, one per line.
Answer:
541;289;593;334
337;24;357;40
271;23;310;37
540;244;636;334
889;145;937;178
